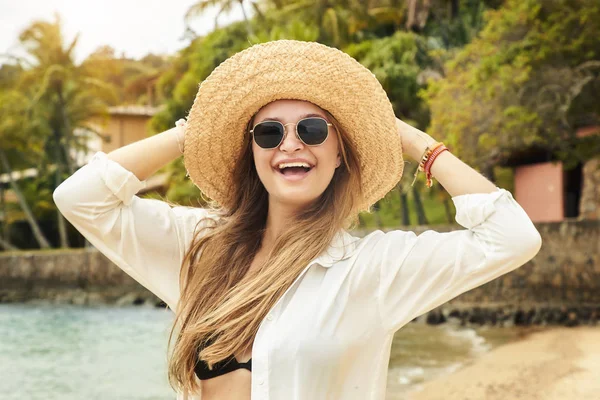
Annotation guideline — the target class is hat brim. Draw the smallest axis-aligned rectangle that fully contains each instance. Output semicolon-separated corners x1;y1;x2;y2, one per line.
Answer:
183;40;404;213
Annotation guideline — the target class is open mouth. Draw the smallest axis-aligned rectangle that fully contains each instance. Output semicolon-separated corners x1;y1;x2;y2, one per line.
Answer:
275;166;314;180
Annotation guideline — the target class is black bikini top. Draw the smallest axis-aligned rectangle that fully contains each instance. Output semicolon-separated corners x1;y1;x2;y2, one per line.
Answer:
194;337;252;380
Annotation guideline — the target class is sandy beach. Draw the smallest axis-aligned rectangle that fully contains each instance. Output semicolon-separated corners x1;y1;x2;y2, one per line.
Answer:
407;326;600;400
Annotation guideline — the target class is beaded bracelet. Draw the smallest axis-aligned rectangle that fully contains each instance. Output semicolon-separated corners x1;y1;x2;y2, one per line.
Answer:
423;144;449;187
173;118;187;154
410;141;448;188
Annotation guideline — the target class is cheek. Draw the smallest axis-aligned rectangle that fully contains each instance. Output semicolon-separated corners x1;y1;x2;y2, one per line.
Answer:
252;147;272;178
316;141;339;168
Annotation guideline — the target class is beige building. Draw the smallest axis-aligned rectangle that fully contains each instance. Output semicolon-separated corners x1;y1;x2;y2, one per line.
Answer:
82;105;170;195
94;106;161;153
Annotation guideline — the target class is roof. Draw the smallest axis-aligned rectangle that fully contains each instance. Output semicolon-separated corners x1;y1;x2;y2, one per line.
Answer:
108;105;166;117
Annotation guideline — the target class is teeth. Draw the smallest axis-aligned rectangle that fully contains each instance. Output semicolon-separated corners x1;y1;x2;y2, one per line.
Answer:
278;162;311;169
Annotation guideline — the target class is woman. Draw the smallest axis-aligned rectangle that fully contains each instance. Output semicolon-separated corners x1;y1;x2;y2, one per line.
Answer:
53;40;542;400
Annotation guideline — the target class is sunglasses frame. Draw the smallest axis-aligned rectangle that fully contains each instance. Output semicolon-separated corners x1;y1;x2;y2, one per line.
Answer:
250;117;333;149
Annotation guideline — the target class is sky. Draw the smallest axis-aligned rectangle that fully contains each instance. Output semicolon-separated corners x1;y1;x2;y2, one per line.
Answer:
0;0;250;64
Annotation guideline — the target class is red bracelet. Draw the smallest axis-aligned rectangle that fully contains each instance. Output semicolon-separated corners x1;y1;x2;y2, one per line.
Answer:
410;141;447;188
423;144;449;187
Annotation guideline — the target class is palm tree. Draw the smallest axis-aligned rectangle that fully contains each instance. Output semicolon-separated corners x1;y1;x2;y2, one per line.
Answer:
262;0;406;47
5;14;116;248
264;0;373;47
185;0;266;38
0;91;52;249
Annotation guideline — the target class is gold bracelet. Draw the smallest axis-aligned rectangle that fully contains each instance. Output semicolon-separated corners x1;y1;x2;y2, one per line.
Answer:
410;141;443;187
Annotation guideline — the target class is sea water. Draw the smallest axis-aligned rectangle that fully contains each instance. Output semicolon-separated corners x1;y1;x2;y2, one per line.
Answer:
0;304;523;400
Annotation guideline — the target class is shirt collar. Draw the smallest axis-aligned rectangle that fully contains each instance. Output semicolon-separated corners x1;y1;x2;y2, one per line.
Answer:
308;229;360;268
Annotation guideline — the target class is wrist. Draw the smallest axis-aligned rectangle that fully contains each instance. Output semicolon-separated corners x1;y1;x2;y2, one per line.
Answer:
407;132;437;161
396;118;437;161
174;118;187;154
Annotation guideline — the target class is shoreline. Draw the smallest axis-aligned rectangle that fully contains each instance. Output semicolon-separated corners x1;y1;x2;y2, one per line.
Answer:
406;326;600;400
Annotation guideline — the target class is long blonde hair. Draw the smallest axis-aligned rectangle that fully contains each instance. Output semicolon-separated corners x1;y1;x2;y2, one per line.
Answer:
166;107;365;395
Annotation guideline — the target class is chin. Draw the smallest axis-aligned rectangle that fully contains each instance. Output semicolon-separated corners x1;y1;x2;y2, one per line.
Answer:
271;190;321;208
279;193;318;206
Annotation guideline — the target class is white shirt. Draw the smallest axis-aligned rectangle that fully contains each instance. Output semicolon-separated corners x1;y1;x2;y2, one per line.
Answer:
53;151;543;400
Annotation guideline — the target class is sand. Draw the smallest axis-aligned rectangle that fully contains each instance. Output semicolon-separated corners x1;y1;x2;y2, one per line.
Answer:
407;326;600;400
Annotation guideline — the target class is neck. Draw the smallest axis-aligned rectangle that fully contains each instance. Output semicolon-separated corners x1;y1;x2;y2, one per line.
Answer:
262;197;300;250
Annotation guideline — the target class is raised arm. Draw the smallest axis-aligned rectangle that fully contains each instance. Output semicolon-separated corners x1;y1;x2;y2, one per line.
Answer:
366;119;543;333
372;187;542;333
53;123;216;312
106;120;185;181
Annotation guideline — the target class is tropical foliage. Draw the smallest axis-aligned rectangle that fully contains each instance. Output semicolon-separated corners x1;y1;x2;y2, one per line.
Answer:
423;0;600;176
1;1;598;249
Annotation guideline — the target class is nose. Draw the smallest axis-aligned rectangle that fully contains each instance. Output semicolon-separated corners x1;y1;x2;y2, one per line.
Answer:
279;122;304;152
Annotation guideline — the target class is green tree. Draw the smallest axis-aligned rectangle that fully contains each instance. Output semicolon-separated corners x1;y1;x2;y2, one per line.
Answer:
7;14;116;248
148;22;256;206
81;46;172;106
149;0;509;226
406;0;503;47
0;90;51;249
345;31;436;223
422;0;600;179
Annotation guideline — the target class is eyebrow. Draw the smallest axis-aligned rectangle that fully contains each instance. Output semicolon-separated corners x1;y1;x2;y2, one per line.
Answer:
256;113;328;124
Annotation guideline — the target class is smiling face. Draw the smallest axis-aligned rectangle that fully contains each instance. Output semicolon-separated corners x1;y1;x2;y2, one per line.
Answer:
250;99;342;210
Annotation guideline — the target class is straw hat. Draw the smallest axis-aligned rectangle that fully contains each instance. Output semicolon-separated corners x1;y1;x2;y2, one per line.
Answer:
182;39;404;213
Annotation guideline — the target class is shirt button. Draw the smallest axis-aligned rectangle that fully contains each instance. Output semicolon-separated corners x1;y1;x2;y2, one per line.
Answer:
266;314;273;321
258;379;264;385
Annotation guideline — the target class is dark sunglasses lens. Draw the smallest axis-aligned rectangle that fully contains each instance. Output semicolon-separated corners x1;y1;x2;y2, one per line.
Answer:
298;118;328;145
253;122;283;148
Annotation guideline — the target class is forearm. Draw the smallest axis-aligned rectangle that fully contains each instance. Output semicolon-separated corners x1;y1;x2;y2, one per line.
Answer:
427;150;498;197
399;120;497;198
107;125;184;182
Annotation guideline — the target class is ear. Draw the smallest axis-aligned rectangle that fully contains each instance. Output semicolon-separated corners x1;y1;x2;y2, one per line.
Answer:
336;153;341;168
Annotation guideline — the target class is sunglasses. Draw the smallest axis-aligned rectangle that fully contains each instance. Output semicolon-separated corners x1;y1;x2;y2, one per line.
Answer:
250;117;333;149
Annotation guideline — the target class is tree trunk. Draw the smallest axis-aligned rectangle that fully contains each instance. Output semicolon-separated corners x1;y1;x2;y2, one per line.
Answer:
56;91;73;247
371;201;382;228
0;180;9;243
53;132;70;248
239;0;255;37
412;185;429;225
579;157;600;220
482;163;496;182
57;89;75;176
443;198;453;224
399;186;411;226
406;0;431;31
0;236;19;251
449;0;459;19
249;1;265;22
54;163;70;248
0;149;51;249
406;0;417;30
0;182;18;250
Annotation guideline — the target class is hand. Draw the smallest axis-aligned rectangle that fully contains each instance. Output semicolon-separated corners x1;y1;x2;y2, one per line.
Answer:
396;117;437;162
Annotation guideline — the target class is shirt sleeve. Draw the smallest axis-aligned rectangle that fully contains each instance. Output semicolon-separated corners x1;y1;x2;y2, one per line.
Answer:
52;151;219;312
374;187;542;333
